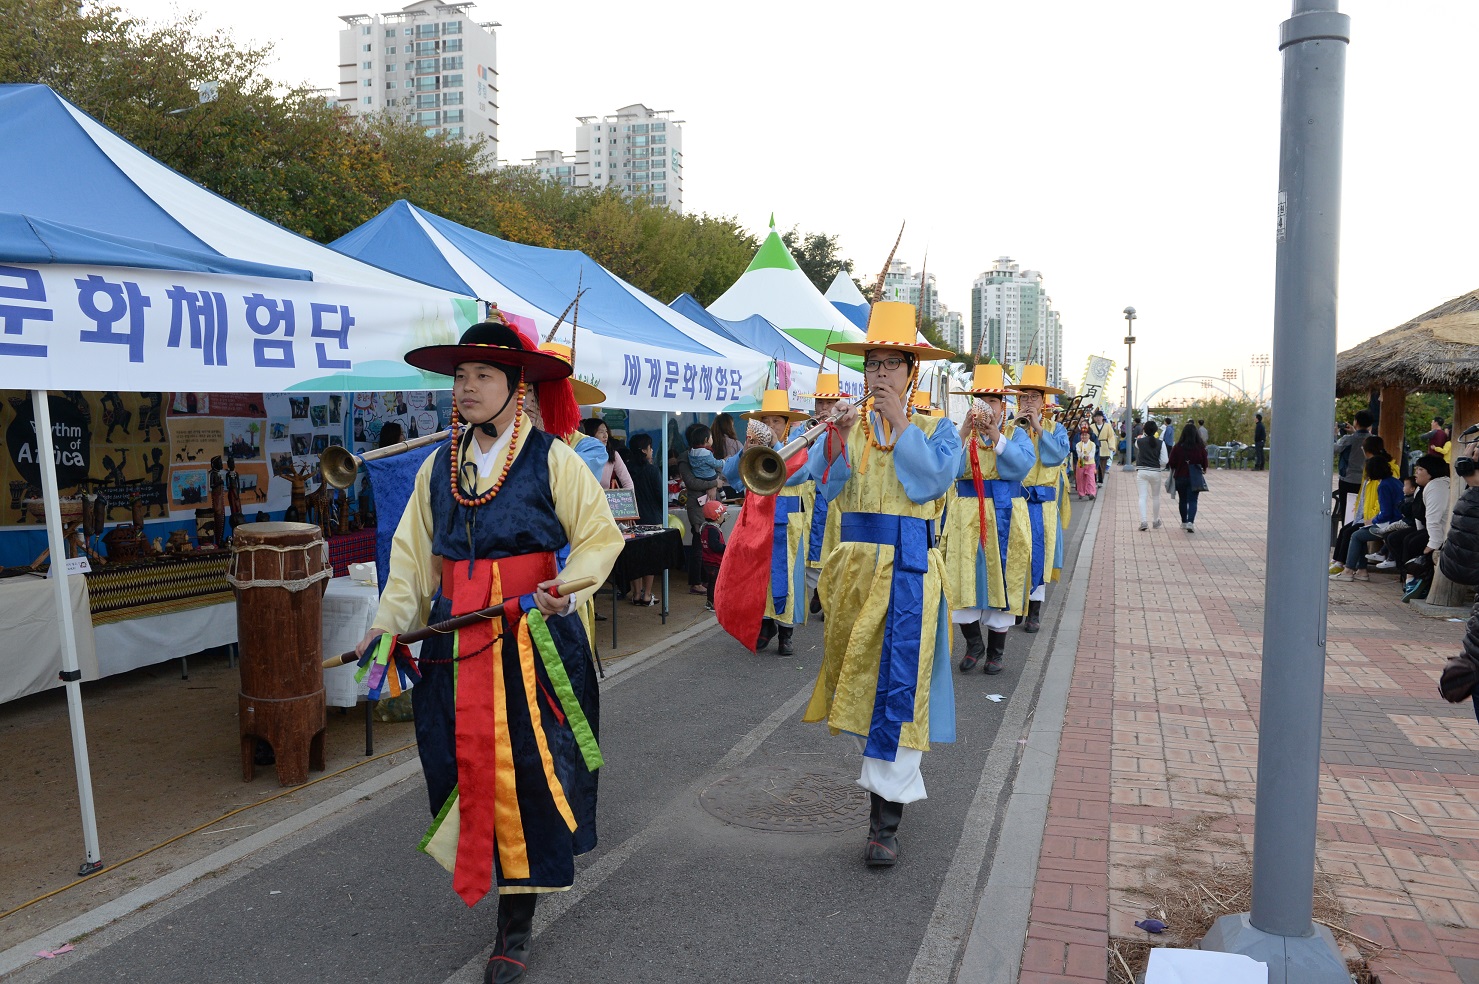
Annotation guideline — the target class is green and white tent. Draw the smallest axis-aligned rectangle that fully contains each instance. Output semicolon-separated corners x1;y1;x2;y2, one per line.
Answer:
708;218;869;381
709;217;956;402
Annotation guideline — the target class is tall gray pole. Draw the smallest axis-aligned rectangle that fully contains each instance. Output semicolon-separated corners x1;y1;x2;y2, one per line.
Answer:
1121;308;1135;470
1201;3;1349;981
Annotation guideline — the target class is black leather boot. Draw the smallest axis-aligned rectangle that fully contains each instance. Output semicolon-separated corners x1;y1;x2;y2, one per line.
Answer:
1024;600;1042;633
485;893;536;983
810;590;823;617
777;625;794;656
984;630;1007;675
865;792;903;867
755;617;776;651
958;621;985;672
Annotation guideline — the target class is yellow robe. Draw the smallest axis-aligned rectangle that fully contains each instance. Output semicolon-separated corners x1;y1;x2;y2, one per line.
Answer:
939;428;1033;616
765;478;813;627
1022;420;1067;592
805;412;957;754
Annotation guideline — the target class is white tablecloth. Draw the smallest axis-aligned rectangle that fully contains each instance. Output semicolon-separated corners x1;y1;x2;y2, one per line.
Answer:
76;576;398;707
322;577;381;707
0;574;99;704
94;601;237;679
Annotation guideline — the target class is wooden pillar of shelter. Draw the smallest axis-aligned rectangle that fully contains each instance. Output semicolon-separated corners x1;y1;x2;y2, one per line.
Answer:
1427;387;1479;607
1377;385;1406;466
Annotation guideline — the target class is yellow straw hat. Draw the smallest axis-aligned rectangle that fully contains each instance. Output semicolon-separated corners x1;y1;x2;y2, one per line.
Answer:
1014;363;1064;396
799;372;847;401
826;302;954;360
909;390;944;417
741;388;810;424
952;362;1021;396
538;341;607;405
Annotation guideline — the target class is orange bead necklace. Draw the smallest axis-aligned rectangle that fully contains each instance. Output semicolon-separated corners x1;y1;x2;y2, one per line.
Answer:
448;379;525;508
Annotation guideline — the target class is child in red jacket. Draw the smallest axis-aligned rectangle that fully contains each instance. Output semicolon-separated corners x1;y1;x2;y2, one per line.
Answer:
700;499;728;612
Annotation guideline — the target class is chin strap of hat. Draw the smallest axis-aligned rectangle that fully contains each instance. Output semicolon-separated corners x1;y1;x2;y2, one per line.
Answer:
475;380;521;439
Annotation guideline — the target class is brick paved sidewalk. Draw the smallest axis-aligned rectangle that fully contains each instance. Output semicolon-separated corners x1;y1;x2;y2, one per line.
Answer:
1020;469;1479;984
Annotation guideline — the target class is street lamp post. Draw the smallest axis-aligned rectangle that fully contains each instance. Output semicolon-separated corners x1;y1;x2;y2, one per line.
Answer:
1121;307;1136;470
1199;2;1351;980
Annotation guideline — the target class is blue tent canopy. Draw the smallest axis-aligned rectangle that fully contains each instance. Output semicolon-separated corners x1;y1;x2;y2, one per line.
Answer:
0;85;213;252
669;294;820;370
0;212;312;279
333;200;718;356
832;300;869;330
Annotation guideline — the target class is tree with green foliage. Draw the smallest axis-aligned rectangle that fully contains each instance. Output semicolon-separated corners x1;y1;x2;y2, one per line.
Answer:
781;227;859;294
1172;396;1265;447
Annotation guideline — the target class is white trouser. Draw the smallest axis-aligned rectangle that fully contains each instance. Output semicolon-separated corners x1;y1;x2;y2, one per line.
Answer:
1136;468;1163;523
805;565;820;595
858;745;926;804
952;607;1017;630
1029;584;1045;602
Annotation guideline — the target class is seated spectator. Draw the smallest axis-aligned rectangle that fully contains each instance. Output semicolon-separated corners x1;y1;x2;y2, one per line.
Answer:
1331;453;1402;581
1390;454;1450;600
1330;436;1389;574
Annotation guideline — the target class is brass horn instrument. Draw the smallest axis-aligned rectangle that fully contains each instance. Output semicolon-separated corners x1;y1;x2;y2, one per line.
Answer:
320;429;452;489
737;394;873;497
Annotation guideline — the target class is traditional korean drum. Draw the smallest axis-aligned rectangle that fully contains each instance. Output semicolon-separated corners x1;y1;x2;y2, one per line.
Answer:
228;522;332;786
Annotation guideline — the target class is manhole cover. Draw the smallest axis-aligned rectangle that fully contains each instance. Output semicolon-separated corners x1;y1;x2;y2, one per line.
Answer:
699;765;869;833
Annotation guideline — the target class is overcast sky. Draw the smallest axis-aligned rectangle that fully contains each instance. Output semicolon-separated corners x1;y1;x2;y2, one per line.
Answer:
121;0;1478;406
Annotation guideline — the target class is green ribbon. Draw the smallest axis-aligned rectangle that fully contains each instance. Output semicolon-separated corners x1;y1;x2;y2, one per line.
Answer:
526;609;603;771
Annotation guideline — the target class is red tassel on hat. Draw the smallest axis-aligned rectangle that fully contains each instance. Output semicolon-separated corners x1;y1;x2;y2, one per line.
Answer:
538;378;581;439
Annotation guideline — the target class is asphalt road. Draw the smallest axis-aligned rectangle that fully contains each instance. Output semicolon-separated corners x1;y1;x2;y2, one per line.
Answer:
9;494;1095;984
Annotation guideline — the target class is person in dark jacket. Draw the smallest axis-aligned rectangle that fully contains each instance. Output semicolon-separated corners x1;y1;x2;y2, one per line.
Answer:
1168;423;1209;532
1443;444;1479;722
1440;445;1479;587
1253;413;1267;471
625;433;666;606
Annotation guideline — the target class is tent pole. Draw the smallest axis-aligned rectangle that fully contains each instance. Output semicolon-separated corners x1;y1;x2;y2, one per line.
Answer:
32;390;103;874
661;415;670;620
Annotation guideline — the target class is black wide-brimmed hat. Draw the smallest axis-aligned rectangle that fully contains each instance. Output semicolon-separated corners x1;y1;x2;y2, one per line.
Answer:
404;316;572;382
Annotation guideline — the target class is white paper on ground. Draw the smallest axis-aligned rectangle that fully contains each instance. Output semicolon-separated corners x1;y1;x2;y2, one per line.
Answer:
1145;948;1268;984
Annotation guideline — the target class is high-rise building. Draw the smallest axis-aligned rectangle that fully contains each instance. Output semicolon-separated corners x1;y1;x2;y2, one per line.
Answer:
970;257;1065;387
528;149;577;188
940;310;967;353
539;104;683;212
338;1;498;148
881;259;940;321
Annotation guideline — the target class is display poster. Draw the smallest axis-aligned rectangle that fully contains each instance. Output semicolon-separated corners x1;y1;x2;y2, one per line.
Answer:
349;390;450;457
0;390;327;530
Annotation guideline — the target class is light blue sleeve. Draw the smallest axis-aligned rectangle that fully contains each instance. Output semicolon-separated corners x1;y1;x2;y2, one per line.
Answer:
994;427;1036;482
810;430;852;503
723;441;808;489
721;449;743;485
895;417;962;504
574;435;606;480
1036;423;1070;468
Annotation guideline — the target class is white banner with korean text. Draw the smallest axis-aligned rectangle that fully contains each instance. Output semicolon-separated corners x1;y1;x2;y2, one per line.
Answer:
0;263;478;394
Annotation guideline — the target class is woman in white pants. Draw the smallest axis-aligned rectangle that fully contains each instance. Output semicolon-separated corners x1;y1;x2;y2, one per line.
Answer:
1133;420;1169;531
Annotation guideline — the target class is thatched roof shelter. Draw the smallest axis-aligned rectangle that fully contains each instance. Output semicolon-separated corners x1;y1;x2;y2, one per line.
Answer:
1336;288;1479;396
